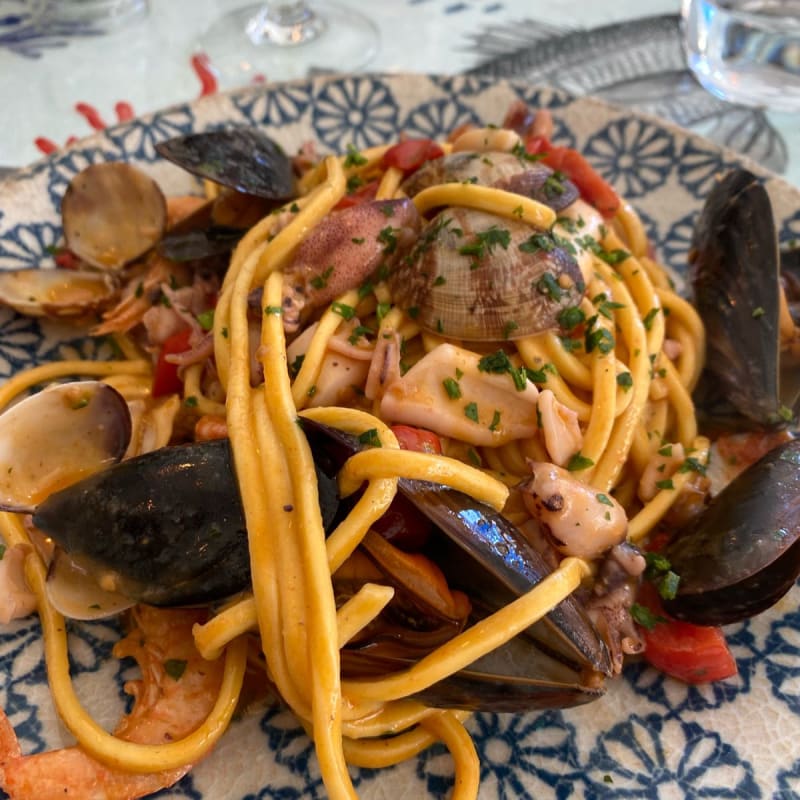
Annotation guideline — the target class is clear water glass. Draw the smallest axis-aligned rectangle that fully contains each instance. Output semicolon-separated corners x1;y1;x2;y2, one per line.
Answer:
681;0;800;111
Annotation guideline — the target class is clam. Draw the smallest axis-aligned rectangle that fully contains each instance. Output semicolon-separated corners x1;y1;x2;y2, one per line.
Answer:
155;128;295;201
401;151;580;213
0;268;118;319
62;162;167;271
387;206;584;341
0;381;131;514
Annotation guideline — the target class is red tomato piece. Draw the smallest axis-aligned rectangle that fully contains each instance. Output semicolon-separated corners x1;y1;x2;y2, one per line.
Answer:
637;583;737;684
391;425;442;454
381;138;444;176
54;249;80;270
334;179;380;210
524;135;620;217
152;327;192;398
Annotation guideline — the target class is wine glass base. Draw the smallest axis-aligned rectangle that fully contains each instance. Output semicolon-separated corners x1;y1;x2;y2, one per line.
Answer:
197;1;380;86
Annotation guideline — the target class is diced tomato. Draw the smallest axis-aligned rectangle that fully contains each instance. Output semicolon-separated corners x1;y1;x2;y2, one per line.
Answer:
53;248;80;270
524;135;621;217
152;327;192;398
391;425;442;454
381;138;444;176
637;583;737;684
334;179;380;210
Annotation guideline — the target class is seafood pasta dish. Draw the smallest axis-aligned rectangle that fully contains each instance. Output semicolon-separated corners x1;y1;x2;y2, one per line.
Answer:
0;101;798;800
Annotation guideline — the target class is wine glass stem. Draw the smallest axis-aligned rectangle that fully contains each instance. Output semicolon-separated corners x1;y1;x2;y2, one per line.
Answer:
248;1;325;45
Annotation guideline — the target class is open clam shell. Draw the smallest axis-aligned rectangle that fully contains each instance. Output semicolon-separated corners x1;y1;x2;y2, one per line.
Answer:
0;381;131;513
62;162;167;271
0;268;117;318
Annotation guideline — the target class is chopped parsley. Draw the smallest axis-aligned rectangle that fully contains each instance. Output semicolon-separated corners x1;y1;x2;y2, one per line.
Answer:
184;396;198;408
616;371;633;391
655;478;675;491
558;305;585;331
489;409;502;432
343;143;368;167
358;428;382;448
197;309;215;331
642;307;660;331
377;226;399;254
289;354;305;378
678;456;707;476
309;266;335;290
567;452;594;471
264;305;283;316
442;377;462;399
630;603;665;631
464;402;479;422
536;272;563;301
331;301;356;320
519;232;556;254
596;493;614;507
457;225;511;264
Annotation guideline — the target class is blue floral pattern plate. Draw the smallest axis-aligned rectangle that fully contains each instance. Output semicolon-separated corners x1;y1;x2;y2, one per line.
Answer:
0;73;799;800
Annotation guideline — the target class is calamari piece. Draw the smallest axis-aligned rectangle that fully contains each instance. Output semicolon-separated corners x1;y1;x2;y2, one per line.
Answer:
379;343;540;446
0;607;225;800
519;461;627;560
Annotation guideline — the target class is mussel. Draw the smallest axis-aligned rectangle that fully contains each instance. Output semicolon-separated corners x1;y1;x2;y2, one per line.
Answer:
155;128;295;201
662;169;800;624
7;385;612;709
690;168;800;429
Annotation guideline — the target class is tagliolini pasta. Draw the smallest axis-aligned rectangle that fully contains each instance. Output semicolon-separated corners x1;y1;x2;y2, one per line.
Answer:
0;115;711;800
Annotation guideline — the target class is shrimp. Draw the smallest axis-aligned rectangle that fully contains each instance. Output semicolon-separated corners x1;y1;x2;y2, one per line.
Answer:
0;606;225;800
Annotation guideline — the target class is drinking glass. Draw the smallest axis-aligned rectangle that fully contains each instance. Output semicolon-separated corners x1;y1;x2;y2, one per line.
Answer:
681;0;800;111
196;1;379;85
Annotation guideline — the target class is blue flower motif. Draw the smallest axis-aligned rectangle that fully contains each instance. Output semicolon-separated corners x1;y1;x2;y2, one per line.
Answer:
584;119;675;198
677;139;728;199
0;221;60;270
515;85;574;111
659;210;696;280
233;82;313;128
765;608;800;716
776;756;800;799
433;74;495;98
258;705;324;795
107;106;196;161
401;97;479;141
418;711;579;800
312;77;399;151
241;786;307;800
583;715;759;798
0;309;43;377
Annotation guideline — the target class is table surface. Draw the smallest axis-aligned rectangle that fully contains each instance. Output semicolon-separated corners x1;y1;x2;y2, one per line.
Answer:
1;0;799;186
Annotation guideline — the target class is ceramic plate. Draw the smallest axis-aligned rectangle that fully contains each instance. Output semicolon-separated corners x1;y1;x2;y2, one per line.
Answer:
1;73;799;800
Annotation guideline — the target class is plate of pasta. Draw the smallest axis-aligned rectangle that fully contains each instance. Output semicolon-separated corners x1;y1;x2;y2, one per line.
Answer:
0;72;799;800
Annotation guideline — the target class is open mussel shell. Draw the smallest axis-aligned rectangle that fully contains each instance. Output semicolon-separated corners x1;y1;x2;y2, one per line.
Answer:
663;437;800;626
62;163;167;271
32;438;341;607
690;169;792;429
0;381;131;513
304;419;613;707
388;207;584;341
0;268;118;318
155;128;295;200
